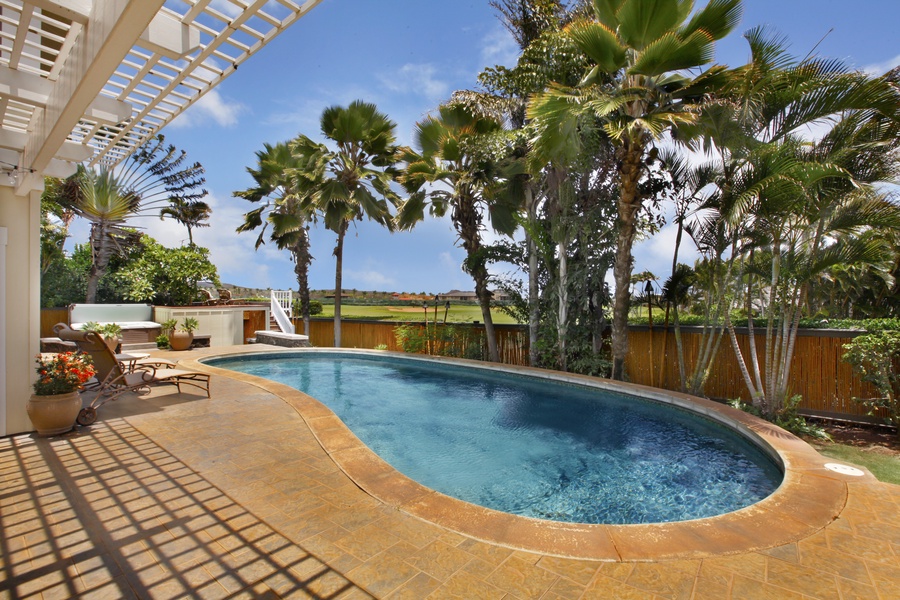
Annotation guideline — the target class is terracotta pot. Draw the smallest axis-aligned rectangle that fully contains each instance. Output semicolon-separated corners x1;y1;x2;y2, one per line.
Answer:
169;331;194;351
103;335;120;354
26;391;82;436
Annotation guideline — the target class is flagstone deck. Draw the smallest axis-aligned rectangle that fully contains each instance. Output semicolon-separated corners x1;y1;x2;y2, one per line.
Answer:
1;347;898;599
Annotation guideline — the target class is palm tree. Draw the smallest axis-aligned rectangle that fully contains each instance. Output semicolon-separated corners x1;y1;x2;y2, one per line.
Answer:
57;135;207;303
160;198;211;245
235;141;315;335
680;31;900;416
460;4;588;366
73;166;142;302
291;101;402;347
398;103;519;363
528;0;742;380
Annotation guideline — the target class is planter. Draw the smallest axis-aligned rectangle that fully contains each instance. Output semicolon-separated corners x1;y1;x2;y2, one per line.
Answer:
26;391;82;436
103;335;120;354
169;331;194;351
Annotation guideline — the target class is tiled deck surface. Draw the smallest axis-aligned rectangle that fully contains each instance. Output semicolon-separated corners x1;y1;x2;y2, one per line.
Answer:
2;348;899;599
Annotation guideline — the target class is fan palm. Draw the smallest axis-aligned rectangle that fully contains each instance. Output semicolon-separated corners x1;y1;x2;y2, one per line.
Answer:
398;103;519;363
291;101;402;347
160;198;211;245
235;142;315;334
72;166;142;303
527;0;742;380
56;135;207;303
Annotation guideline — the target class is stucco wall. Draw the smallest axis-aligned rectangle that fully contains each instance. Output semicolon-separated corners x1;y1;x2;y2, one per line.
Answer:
1;186;41;435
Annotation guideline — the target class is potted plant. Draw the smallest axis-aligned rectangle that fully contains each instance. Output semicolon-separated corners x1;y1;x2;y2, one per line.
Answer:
27;352;96;436
156;318;178;349
169;317;199;351
82;321;122;353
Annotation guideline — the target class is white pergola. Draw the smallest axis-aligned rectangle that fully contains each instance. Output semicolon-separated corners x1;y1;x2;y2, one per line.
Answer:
0;0;324;436
0;0;324;191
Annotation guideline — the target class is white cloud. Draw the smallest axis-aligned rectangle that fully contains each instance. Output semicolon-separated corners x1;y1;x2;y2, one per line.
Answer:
632;218;699;284
192;192;294;288
864;54;900;76
263;97;325;132
439;251;457;271
377;64;449;100
210;0;242;18
480;27;519;69
170;89;245;129
345;267;396;288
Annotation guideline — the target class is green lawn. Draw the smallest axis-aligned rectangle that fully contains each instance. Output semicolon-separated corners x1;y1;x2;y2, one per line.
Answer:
316;303;520;324
812;442;900;485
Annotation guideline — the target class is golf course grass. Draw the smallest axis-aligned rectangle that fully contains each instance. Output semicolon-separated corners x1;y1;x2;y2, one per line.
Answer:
316;303;520;324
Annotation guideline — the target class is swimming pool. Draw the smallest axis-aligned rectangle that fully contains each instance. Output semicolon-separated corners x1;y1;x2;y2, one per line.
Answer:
207;351;782;525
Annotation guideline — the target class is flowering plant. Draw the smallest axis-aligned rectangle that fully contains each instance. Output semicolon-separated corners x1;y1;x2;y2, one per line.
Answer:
33;352;96;395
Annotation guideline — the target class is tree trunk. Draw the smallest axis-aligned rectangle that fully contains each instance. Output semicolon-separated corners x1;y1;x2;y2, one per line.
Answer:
292;229;313;337
663;204;686;389
85;223;113;303
454;194;500;363
525;185;540;366
333;221;348;347
610;140;644;380
557;238;568;372
474;270;500;362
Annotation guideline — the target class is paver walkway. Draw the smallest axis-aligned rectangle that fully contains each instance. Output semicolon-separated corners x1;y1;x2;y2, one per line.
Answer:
1;348;898;599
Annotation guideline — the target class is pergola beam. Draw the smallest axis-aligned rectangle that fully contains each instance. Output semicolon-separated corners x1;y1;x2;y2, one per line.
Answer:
0;65;132;124
139;8;201;60
27;0;91;25
21;0;165;191
0;129;91;163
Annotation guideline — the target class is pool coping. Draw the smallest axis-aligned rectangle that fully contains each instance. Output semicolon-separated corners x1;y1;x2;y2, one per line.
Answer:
183;346;875;561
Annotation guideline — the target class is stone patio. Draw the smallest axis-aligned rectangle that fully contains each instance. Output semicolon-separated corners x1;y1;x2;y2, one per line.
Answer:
1;346;898;599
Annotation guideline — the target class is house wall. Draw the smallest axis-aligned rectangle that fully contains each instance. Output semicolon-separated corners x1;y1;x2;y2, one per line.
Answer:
0;185;42;436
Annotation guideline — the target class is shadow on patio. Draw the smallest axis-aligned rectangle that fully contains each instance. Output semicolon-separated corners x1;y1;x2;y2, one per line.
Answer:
0;419;370;598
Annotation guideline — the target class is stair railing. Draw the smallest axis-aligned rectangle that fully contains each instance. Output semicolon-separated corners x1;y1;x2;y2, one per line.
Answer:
270;290;295;334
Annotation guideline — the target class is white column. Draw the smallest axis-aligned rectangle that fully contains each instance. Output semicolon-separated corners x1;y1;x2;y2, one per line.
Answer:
0;225;7;436
0;186;41;435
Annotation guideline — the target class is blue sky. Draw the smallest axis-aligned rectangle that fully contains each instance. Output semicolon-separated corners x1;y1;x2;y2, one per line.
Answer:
70;0;900;295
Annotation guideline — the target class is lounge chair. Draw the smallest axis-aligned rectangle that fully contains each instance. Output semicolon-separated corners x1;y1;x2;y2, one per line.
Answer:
54;323;210;426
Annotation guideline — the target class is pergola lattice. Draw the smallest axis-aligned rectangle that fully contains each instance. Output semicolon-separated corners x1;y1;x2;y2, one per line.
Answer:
0;0;323;191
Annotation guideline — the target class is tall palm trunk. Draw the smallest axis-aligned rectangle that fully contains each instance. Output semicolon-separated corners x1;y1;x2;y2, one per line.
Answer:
610;139;644;380
292;229;312;336
525;185;540;366
557;237;568;372
85;223;114;303
456;195;500;362
667;210;686;390
333;221;348;347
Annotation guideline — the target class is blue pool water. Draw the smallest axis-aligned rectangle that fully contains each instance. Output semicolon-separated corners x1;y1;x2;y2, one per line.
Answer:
208;352;782;524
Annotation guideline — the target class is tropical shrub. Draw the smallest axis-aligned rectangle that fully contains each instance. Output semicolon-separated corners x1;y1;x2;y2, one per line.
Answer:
394;324;483;359
843;331;900;435
115;236;219;306
728;397;831;440
155;335;170;350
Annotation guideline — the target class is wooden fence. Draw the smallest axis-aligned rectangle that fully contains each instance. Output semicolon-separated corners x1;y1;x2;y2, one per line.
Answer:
298;318;530;366
296;318;884;422
623;326;880;421
41;308;69;337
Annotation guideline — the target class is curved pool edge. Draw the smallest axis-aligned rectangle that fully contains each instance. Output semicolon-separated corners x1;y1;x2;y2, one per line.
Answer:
183;346;874;561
